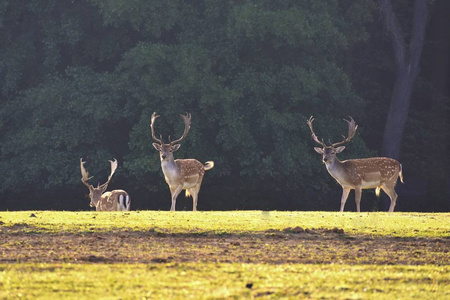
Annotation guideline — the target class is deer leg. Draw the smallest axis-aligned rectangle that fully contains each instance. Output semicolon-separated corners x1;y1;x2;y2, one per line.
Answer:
381;184;398;212
354;186;362;212
187;187;199;211
188;183;202;211
118;194;124;211
169;185;183;211
125;195;131;211
339;187;351;212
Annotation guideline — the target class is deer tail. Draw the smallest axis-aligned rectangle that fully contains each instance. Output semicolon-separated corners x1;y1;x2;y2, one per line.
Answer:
204;161;214;171
399;164;404;183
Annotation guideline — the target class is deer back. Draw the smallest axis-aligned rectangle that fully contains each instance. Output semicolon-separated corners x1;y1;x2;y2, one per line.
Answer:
339;157;402;187
173;159;206;186
97;190;130;211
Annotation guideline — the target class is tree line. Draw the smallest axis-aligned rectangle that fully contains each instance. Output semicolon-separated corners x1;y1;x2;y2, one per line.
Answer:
0;0;449;212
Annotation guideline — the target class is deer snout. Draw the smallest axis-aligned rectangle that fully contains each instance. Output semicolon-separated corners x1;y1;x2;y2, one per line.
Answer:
161;153;167;160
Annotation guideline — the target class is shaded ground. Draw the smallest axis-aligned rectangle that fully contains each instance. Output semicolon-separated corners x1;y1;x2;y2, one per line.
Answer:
1;224;448;265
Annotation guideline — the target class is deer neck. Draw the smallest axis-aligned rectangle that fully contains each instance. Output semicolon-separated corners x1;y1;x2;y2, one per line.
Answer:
89;191;102;209
324;157;346;184
90;197;98;209
161;157;180;182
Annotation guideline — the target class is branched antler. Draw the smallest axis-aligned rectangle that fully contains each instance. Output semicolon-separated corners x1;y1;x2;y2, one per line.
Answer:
150;112;162;144
307;116;358;147
99;159;118;190
80;158;93;189
331;117;358;147
80;158;117;191
307;116;326;147
150;112;191;145
170;112;191;145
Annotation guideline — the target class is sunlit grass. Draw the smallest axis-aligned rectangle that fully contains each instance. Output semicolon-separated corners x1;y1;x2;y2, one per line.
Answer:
0;211;449;299
0;263;448;299
0;210;449;237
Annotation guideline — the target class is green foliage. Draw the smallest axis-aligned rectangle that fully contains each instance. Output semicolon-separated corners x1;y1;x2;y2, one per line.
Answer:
0;67;129;193
89;0;181;38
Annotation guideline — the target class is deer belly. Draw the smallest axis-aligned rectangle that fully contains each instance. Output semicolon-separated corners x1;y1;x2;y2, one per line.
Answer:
361;172;382;189
361;180;381;189
182;174;199;189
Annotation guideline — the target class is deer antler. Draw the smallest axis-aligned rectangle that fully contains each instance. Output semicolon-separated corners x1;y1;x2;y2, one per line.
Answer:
99;159;118;190
306;116;326;147
80;158;93;189
170;112;191;145
331;116;358;147
150;112;163;144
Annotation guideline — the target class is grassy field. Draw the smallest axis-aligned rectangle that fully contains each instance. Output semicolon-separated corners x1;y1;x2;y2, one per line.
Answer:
0;211;449;299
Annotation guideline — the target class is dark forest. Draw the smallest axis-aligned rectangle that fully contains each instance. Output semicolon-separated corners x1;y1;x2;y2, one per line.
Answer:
0;0;449;212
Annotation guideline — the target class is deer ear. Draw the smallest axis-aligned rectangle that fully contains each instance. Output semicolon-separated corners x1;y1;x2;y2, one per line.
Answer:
335;146;345;153
152;143;162;151
314;147;324;154
171;144;181;152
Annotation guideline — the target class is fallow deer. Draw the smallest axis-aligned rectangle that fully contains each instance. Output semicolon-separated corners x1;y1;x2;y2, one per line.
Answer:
307;116;403;212
150;112;214;211
80;158;131;211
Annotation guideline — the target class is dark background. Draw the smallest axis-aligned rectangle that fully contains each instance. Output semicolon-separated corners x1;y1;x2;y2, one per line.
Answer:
0;0;449;212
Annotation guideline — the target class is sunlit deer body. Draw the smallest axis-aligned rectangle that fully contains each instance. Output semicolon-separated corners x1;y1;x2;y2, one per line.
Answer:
151;112;214;211
80;158;131;211
307;116;403;212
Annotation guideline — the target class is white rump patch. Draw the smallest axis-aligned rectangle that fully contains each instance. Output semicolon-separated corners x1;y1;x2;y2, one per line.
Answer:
125;195;131;210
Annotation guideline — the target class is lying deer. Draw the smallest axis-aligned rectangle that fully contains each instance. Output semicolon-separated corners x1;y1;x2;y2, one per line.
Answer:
307;116;403;212
150;112;214;211
80;158;131;211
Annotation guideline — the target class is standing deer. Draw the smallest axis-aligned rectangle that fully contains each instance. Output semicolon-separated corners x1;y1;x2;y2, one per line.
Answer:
307;116;403;212
150;112;214;211
80;158;131;211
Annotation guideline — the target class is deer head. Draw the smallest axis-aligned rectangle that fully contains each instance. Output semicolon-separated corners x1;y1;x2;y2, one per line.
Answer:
150;112;191;162
80;158;118;208
307;116;358;164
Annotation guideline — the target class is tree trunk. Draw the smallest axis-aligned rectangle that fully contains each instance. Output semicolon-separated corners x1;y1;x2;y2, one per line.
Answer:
379;0;428;160
381;69;416;159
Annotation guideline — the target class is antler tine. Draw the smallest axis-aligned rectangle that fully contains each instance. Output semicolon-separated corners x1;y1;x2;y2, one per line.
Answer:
306;116;326;147
109;158;118;176
170;112;191;145
99;158;118;190
80;158;93;188
150;112;162;144
345;116;358;139
331;116;358;147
